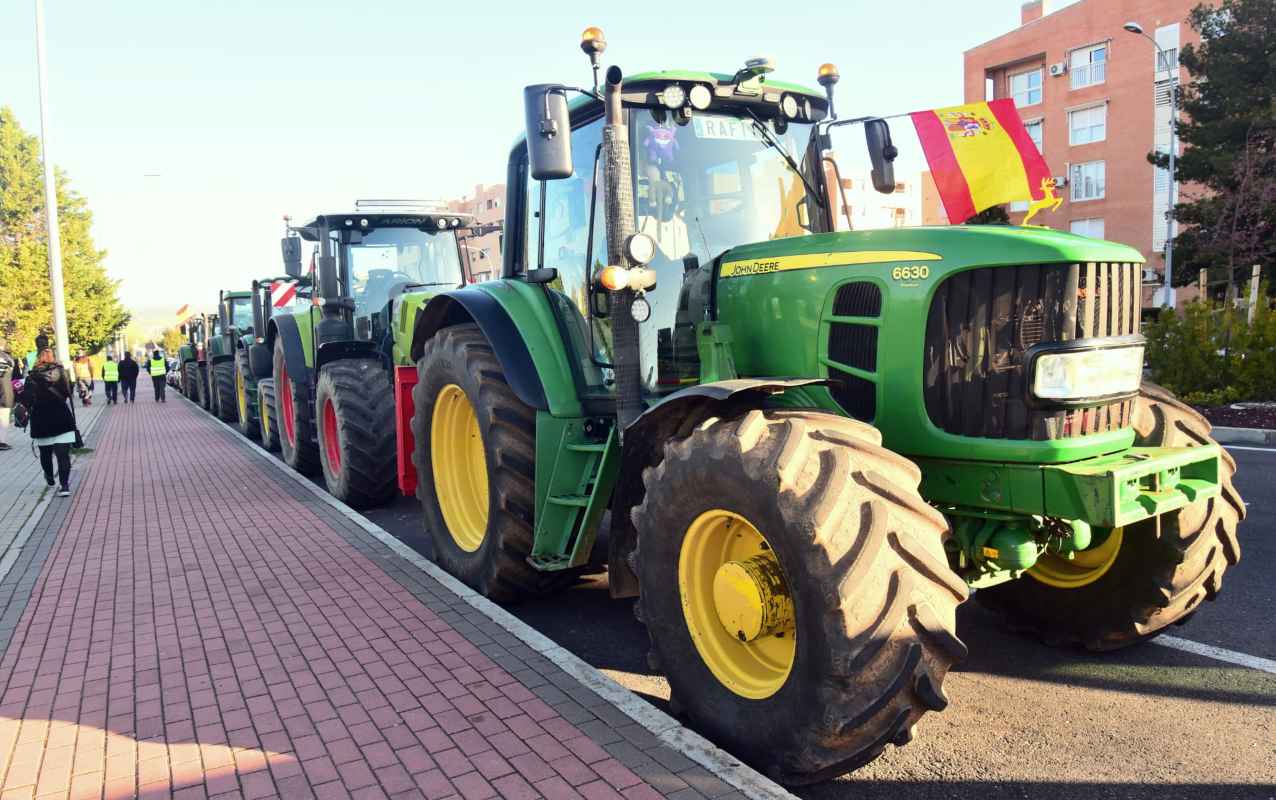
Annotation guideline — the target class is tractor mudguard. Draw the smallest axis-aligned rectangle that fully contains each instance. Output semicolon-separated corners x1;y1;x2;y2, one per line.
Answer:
270;314;312;388
410;288;549;412
249;344;272;379
608;377;830;598
315;340;384;374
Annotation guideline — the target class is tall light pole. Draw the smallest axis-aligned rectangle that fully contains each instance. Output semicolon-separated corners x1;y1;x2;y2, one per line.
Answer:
1125;21;1177;308
34;0;71;364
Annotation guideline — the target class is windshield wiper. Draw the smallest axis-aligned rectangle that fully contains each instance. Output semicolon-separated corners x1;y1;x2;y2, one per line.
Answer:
744;109;821;207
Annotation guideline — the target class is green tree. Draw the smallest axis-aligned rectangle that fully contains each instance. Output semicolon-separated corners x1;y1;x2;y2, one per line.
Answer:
1160;0;1276;294
160;326;183;354
0;106;129;355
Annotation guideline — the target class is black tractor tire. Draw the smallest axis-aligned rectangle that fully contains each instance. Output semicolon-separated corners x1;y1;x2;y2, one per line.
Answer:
182;362;198;400
634;409;968;784
258;378;280;452
272;338;320;475
977;382;1245;650
234;351;258;439
412;324;573;602
315;359;398;509
198;363;212;411
213;361;237;423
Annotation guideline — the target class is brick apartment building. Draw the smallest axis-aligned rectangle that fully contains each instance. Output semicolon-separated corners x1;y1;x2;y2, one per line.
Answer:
447;183;505;282
965;0;1202;304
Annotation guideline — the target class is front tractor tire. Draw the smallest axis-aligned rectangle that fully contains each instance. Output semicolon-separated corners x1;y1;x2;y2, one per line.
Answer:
234;351;258;439
258;378;280;452
315;360;397;509
977;383;1246;650
634;409;969;784
272;338;320;475
213;360;237;423
412;324;572;602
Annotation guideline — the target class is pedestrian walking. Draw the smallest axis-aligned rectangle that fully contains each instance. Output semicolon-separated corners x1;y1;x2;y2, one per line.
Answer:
149;350;167;402
118;352;139;403
73;353;94;406
0;338;20;452
101;353;120;404
20;349;78;497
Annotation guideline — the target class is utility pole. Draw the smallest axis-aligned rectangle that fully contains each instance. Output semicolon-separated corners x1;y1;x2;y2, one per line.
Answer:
34;0;71;367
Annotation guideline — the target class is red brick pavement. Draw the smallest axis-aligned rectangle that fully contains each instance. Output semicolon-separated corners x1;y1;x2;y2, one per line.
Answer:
0;396;668;799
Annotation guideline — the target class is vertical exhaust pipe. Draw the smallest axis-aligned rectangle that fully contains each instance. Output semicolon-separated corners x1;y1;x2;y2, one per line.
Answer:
601;66;643;436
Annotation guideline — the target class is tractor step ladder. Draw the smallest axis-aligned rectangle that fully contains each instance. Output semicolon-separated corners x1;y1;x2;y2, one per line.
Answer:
528;420;619;571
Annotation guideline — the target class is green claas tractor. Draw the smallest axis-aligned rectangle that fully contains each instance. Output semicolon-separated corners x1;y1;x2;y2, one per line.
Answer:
178;315;210;404
204;289;256;424
254;201;473;508
239;274;311;444
401;31;1245;784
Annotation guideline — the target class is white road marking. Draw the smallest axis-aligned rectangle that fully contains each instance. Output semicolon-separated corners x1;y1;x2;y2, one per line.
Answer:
1152;635;1276;675
1222;444;1276;453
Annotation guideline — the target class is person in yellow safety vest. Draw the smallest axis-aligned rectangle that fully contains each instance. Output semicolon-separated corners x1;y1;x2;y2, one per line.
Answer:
101;353;120;405
149;350;168;403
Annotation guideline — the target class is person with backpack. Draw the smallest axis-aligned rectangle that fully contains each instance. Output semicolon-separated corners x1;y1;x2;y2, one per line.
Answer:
73;353;94;406
0;338;20;452
118;352;139;403
20;349;78;497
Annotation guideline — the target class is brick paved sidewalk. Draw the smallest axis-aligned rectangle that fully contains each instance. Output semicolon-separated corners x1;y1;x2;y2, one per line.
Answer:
0;394;743;799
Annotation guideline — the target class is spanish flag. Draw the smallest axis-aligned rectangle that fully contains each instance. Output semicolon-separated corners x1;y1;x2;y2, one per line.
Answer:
911;99;1056;224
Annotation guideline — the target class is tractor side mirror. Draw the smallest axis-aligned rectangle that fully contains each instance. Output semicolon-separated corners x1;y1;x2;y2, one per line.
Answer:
524;84;573;180
865;119;898;194
252;284;267;335
179;324;187;336
281;236;303;278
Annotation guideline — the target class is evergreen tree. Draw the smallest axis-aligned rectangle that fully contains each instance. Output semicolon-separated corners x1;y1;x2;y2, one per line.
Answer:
1162;0;1276;294
0;106;129;355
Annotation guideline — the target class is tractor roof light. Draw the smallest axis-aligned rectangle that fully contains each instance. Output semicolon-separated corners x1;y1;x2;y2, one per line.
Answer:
817;62;840;87
580;26;606;55
597;266;629;291
689;84;712;110
625;233;657;265
661;84;687;110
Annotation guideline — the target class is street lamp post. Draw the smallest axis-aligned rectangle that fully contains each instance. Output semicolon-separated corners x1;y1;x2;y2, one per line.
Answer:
33;0;72;365
1124;21;1177;309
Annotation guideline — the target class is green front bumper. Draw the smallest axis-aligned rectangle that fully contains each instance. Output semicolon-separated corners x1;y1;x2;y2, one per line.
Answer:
919;446;1221;529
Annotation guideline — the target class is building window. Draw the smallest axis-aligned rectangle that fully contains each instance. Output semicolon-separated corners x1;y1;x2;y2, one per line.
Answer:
1070;160;1106;201
1155;23;1181;74
1010;69;1042;107
1024;119;1043;153
1157;48;1178;72
1068;105;1106;145
1070;43;1107;89
1070;218;1105;238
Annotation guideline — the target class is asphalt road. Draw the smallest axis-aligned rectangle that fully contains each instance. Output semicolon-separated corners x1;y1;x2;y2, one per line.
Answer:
258;415;1275;798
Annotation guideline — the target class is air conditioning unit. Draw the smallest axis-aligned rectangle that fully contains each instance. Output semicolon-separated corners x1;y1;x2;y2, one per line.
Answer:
1048;62;1067;77
1143;268;1161;283
1052;174;1069;187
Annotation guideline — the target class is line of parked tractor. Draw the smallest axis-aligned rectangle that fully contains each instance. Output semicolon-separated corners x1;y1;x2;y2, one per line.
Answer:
166;29;1244;785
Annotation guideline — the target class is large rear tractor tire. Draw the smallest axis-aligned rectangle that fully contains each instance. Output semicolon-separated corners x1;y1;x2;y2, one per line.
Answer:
258;378;280;452
198;363;212;411
272;338;320;475
315;359;397;509
634;409;968;784
977;383;1245;650
234;351;258;439
213;360;237;423
182;362;198;400
412;324;573;602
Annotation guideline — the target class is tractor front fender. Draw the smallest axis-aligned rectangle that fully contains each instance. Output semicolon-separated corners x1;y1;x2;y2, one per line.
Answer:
270;314;312;388
608;378;830;598
410;283;581;417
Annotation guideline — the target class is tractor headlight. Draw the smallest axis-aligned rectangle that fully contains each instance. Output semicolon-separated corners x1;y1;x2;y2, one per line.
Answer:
1029;338;1144;404
661;84;687;110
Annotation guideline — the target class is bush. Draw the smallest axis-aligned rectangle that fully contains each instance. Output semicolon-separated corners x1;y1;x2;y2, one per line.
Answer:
1144;288;1276;402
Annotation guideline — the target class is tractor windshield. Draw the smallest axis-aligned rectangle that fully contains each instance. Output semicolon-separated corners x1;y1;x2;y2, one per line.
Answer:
344;226;463;315
228;297;253;331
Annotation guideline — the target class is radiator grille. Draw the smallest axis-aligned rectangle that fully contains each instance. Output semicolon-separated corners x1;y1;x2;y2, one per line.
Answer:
825;281;882;422
923;262;1140;440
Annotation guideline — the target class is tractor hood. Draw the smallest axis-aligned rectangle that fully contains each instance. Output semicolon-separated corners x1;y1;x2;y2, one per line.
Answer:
718;226;1145;278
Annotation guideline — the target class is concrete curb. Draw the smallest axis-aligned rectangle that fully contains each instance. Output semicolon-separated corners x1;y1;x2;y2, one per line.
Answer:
189;394;797;800
1212;426;1276;446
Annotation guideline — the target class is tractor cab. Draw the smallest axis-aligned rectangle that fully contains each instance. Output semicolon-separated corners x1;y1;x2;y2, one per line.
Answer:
292;201;471;348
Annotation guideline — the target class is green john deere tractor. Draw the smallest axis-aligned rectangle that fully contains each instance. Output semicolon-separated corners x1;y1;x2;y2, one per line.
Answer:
255;201;473;508
403;32;1245;784
178;314;210;405
204;289;255;424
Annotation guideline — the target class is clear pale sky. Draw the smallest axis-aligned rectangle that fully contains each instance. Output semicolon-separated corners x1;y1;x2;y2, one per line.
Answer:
0;0;1049;319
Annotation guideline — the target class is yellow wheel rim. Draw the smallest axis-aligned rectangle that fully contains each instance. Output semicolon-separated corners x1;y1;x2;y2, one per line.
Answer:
237;369;249;422
260;388;270;434
431;384;489;553
1029;527;1124;589
678;510;795;700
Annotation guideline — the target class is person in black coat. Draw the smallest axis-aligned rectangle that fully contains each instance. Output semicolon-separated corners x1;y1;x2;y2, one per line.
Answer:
118;352;140;403
20;349;77;496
